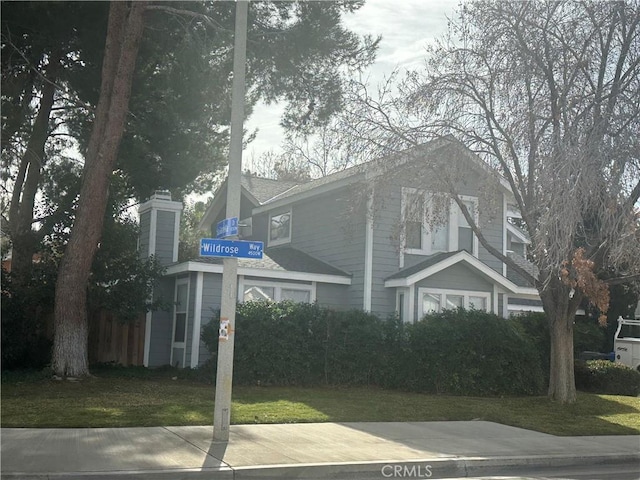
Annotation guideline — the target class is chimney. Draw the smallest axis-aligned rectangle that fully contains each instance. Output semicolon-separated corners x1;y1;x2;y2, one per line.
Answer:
138;191;183;265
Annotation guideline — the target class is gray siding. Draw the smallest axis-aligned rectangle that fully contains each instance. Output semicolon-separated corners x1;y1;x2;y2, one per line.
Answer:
415;263;494;291
370;184;401;316
288;188;367;310
139;210;151;259
316;283;350;310
197;273;223;366
477;189;504;274
155;210;176;265
250;212;269;243
368;160;505;316
184;272;197;368
148;277;174;367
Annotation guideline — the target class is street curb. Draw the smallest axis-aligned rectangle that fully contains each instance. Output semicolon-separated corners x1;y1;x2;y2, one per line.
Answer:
2;453;639;480
232;453;640;479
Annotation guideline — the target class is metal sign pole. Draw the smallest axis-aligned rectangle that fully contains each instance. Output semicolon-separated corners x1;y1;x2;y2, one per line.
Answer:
213;0;248;442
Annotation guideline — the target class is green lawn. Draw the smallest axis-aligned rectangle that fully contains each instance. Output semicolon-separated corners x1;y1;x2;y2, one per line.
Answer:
2;371;638;436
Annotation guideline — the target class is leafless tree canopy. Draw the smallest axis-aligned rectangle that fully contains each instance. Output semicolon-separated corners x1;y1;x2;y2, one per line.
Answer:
337;0;639;403
346;0;640;292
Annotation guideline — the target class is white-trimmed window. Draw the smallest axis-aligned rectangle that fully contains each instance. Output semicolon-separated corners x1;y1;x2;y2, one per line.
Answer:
418;288;490;318
173;280;189;344
269;211;291;246
396;289;409;322
401;188;478;256
238;278;315;303
171;278;189;367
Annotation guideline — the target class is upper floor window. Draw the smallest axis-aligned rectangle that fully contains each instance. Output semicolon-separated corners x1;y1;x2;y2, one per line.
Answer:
269;210;291;246
401;188;478;256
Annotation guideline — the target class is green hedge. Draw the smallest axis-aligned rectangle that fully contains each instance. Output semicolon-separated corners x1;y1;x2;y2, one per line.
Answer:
202;302;546;396
403;309;545;395
574;360;640;396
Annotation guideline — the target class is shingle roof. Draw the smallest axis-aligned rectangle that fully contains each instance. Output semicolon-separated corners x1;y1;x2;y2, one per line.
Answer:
257;136;483;209
263;162;371;204
384;251;460;281
192;246;351;277
240;175;302;205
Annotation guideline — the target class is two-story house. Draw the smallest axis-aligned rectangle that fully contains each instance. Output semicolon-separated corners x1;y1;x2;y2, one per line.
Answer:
139;136;540;368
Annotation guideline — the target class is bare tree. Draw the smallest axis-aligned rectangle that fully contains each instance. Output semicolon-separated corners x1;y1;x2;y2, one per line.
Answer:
347;0;640;403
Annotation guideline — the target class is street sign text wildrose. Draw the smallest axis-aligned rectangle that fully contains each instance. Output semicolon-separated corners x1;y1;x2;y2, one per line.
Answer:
200;238;263;259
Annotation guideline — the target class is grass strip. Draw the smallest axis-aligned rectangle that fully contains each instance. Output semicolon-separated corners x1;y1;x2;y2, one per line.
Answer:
2;374;638;436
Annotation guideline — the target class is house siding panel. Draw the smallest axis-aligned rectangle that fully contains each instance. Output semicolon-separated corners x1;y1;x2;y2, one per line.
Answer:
250;212;269;244
415;263;494;291
148;277;174;367
368;160;506;316
316;283;350;309
370;185;402;317
197;272;223;366
155;210;176;265
287;189;367;310
139;210;150;258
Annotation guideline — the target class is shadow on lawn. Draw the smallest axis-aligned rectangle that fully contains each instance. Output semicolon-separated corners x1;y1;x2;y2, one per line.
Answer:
232;386;640;436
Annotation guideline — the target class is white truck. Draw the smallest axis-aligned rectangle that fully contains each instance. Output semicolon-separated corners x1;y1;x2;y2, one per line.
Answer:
614;316;640;371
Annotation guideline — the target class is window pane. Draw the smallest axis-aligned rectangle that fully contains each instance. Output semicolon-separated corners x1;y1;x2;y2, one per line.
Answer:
405;193;424;221
405;221;422;249
445;294;464;310
270;212;291;242
431;224;449;251
281;288;310;303
422;293;440;314
174;313;186;342
457;200;475;227
458;227;473;253
243;285;275;302
469;296;487;311
176;284;188;311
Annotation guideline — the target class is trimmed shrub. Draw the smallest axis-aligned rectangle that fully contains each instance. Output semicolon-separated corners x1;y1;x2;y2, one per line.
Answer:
406;309;545;396
201;303;546;395
201;302;388;386
575;360;640;396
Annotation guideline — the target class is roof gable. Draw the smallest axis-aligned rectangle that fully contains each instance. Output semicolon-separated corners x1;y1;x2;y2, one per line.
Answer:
384;250;520;293
254;136;512;214
200;175;305;229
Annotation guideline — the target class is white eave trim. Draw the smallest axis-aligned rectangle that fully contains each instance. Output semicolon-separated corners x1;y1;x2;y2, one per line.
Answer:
511;286;541;298
165;261;352;285
384;250;523;294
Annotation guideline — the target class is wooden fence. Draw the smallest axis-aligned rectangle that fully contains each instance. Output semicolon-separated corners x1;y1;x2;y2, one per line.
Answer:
88;311;146;366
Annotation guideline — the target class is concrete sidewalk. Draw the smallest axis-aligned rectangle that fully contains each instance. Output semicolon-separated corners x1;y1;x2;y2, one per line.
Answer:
1;421;639;479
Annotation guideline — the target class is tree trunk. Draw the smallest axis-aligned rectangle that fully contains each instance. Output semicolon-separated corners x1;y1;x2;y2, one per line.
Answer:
547;311;576;403
8;53;59;289
52;1;146;377
540;276;581;404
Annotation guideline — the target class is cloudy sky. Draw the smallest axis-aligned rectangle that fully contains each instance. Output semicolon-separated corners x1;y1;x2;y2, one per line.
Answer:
244;0;460;162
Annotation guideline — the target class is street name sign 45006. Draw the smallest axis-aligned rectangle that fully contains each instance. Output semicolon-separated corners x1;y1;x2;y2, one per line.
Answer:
200;238;263;259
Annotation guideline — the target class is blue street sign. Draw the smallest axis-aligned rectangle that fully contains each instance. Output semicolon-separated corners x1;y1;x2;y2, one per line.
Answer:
216;217;239;238
200;238;263;259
